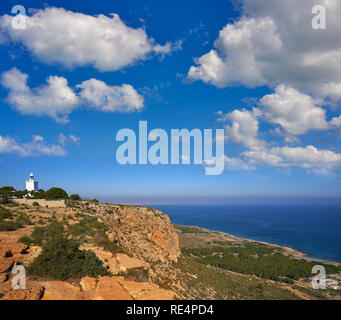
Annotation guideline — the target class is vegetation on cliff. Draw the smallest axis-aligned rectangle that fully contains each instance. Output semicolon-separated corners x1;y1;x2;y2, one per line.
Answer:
28;235;108;280
181;245;341;282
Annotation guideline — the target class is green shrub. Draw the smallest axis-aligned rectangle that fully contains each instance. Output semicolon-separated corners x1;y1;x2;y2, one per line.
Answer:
0;207;12;220
283;278;295;284
45;188;68;200
94;234;124;254
30;221;65;246
28;235;108;280
18;236;34;246
69;194;81;201
16;213;32;226
68;216;107;238
0;221;21;231
32;202;40;206
31;227;45;245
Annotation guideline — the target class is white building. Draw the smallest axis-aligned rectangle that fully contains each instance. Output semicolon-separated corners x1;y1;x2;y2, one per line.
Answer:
26;173;38;192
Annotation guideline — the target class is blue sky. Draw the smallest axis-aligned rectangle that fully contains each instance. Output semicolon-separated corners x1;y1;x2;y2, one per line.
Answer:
1;0;341;203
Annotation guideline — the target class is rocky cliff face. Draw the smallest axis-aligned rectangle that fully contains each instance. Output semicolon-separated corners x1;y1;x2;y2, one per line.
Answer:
86;203;180;263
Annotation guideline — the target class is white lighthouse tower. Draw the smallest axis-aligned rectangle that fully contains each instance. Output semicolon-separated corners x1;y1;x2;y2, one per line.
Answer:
26;173;38;192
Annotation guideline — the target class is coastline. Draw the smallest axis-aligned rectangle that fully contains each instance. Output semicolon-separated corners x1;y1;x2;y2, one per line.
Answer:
175;224;341;265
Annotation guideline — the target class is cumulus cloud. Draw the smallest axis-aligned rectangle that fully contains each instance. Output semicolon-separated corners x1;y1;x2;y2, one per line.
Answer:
217;103;341;174
0;7;178;71
77;79;144;113
244;145;341;174
330;115;341;128
0;135;66;157
187;0;341;98
259;85;329;135
1;67;79;123
188;17;281;88
1;68;144;121
219;109;265;150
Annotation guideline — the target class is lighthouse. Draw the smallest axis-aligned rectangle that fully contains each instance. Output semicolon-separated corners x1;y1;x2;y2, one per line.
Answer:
26;173;38;192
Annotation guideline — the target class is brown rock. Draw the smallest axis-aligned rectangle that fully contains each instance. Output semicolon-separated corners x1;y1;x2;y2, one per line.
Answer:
80;277;97;299
2;282;44;300
0;258;13;273
87;204;180;263
93;277;132;300
122;281;176;300
112;276;125;285
0;273;8;283
116;253;146;270
80;277;97;292
41;281;83;300
21;246;42;267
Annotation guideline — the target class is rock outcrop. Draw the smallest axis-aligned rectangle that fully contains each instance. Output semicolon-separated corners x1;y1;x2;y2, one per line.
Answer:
87;203;180;263
0;202;180;300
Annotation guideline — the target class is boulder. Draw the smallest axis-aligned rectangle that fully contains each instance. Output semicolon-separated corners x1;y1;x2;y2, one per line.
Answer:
93;277;132;300
116;253;147;270
41;281;83;300
80;277;97;292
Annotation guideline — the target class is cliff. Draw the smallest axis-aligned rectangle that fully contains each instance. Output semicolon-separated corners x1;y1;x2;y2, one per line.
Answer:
0;201;180;300
85;202;180;263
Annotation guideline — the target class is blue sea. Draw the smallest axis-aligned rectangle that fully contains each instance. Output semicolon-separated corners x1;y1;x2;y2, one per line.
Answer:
153;203;341;263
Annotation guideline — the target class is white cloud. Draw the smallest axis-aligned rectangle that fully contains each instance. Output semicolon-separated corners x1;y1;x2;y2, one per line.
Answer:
58;133;67;145
223;155;255;171
244;145;341;174
0;135;66;157
0;7;178;71
316;82;341;106
187;0;341;98
1;68;144;121
1;68;79;123
217;103;341;174
259;85;329;135
58;133;80;145
188;17;281;88
222;109;265;150
153;40;183;59
69;135;80;144
77;78;144;112
330;115;341;129
204;155;255;171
